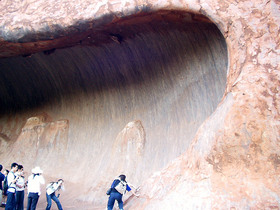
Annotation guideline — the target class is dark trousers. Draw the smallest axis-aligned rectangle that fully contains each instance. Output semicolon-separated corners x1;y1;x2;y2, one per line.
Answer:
26;193;39;210
15;191;24;210
46;193;63;210
5;192;16;210
107;192;123;210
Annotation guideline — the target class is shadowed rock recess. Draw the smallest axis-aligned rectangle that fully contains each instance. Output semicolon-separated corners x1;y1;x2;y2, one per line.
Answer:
0;11;227;208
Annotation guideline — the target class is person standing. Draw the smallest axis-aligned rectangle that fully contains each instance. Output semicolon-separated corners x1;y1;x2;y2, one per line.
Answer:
0;165;5;207
2;169;9;207
26;167;45;210
5;162;19;210
46;179;64;210
15;165;25;210
107;175;139;210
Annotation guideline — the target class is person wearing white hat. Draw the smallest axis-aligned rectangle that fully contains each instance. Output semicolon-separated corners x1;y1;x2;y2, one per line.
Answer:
26;167;45;210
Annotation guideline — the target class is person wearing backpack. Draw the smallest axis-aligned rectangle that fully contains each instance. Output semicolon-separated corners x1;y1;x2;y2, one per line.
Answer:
0;165;5;207
2;169;9;207
107;175;140;210
46;179;64;210
5;162;19;210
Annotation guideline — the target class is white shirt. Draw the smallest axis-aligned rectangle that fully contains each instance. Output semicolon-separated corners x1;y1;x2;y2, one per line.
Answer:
15;172;25;192
7;171;16;193
46;182;64;195
27;174;45;195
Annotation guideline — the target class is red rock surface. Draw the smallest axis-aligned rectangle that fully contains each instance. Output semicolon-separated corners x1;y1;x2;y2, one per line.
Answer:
0;0;279;209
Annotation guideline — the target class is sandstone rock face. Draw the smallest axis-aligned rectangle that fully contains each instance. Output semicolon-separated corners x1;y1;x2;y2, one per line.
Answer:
111;120;146;175
6;115;69;173
0;0;279;209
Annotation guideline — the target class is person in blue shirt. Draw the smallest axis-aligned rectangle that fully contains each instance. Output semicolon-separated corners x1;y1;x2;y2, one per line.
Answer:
107;174;139;210
0;165;5;207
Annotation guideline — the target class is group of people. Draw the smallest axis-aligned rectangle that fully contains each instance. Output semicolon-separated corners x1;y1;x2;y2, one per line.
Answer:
0;163;64;210
1;163;139;210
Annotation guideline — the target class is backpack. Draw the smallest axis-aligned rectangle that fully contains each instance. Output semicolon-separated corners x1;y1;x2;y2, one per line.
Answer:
47;182;57;195
114;179;127;195
3;176;8;194
3;172;16;194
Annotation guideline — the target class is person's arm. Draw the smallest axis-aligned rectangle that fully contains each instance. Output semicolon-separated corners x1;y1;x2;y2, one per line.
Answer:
111;179;118;188
40;175;45;185
15;180;23;188
13;177;19;184
127;184;140;197
54;182;63;192
127;183;141;191
46;183;52;190
130;190;140;197
15;173;24;188
1;175;4;188
7;173;18;186
57;183;65;192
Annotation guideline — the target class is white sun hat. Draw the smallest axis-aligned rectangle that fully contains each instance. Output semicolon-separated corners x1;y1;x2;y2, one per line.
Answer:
31;166;43;174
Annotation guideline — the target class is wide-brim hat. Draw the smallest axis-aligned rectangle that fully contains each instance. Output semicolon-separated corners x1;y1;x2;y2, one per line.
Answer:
32;166;43;174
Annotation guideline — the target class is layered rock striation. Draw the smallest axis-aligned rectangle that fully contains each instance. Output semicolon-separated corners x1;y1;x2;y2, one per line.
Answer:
0;0;279;209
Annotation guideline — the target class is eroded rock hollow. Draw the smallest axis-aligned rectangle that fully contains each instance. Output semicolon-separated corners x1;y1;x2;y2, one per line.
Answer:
0;0;279;209
0;10;227;207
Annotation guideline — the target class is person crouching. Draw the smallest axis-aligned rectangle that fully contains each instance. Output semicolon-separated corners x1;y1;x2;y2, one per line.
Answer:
46;179;64;210
107;174;139;210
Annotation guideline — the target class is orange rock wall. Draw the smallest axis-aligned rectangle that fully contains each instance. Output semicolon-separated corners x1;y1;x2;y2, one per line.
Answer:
0;0;279;209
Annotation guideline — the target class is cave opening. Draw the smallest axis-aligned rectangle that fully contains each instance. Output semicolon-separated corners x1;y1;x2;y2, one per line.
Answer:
0;10;228;204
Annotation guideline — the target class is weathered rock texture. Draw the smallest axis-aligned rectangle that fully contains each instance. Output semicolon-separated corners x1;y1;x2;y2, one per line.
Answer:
0;0;279;209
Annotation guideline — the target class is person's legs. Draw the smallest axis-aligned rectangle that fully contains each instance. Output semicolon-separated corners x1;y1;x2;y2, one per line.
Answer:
107;192;117;210
12;193;16;209
0;189;3;206
46;193;52;210
51;194;63;210
115;193;123;210
118;201;124;210
15;191;24;210
15;191;19;210
5;192;15;210
3;194;7;205
18;191;24;210
26;194;32;210
30;193;39;210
